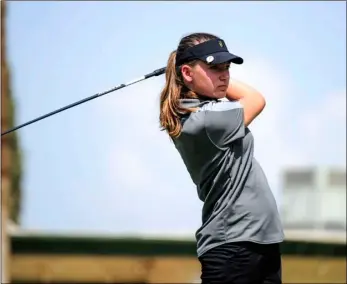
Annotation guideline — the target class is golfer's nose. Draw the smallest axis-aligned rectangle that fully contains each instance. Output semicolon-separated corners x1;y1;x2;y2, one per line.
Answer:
220;70;229;81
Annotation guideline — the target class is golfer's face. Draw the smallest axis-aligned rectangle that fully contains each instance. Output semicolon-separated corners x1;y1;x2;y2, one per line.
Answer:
191;61;230;99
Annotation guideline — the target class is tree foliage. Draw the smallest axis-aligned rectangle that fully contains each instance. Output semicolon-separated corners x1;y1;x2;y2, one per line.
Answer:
1;0;22;224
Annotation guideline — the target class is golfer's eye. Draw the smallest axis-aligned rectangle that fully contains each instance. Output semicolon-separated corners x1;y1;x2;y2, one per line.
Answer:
210;64;230;71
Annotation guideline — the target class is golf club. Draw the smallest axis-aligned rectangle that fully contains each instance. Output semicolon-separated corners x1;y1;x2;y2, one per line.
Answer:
1;66;166;136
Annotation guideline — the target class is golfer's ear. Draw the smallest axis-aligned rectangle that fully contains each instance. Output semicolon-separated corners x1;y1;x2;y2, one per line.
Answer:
181;65;193;83
204;100;245;148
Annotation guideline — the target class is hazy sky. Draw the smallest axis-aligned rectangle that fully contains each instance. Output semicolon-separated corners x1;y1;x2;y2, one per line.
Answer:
6;1;346;236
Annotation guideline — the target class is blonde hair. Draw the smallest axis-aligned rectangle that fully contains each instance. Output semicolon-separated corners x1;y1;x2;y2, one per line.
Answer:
159;32;218;138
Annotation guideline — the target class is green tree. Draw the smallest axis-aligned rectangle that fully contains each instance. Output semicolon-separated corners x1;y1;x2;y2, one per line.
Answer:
1;0;22;224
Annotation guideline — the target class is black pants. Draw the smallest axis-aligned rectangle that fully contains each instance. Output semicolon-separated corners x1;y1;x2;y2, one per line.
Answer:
198;242;282;284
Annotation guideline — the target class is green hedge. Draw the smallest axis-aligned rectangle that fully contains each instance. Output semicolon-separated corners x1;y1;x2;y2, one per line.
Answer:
11;235;346;257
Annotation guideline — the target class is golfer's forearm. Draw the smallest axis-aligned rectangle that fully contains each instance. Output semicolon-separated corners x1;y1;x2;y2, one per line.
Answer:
226;79;266;126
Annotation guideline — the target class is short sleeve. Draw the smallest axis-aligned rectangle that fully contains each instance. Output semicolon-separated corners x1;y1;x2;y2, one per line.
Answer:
203;100;245;148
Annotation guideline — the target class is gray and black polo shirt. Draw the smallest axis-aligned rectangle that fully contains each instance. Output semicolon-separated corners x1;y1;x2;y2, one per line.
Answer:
173;98;284;257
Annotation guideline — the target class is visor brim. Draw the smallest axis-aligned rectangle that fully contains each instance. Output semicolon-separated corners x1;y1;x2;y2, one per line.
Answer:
201;51;244;65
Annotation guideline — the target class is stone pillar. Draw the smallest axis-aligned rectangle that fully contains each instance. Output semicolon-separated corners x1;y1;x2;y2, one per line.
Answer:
1;0;11;282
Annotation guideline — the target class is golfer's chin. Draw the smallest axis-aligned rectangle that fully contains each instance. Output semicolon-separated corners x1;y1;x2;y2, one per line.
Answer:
213;90;227;99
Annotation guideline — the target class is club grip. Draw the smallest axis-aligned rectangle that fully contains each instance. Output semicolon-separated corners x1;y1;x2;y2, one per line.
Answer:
145;67;166;78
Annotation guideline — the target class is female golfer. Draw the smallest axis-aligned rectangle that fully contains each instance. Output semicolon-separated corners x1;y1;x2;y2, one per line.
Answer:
159;32;284;284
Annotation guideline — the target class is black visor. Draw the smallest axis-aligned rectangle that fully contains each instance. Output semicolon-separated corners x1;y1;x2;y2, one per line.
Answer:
175;38;243;67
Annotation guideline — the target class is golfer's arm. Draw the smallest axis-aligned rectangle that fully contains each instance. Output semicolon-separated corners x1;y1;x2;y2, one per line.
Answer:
226;79;266;127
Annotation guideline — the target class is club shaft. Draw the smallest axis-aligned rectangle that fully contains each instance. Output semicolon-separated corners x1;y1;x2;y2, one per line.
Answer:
2;67;166;136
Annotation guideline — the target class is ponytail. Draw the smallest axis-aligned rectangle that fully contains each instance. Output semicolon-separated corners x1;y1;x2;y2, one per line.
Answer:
159;33;218;138
159;51;197;138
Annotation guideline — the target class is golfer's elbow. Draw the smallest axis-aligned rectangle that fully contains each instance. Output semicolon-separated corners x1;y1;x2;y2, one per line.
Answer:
256;93;266;113
244;91;265;126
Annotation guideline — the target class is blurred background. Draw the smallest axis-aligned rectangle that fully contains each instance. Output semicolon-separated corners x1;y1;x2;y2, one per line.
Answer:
1;1;346;283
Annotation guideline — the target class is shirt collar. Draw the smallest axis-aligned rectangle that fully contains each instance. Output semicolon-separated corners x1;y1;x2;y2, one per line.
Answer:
179;97;217;108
